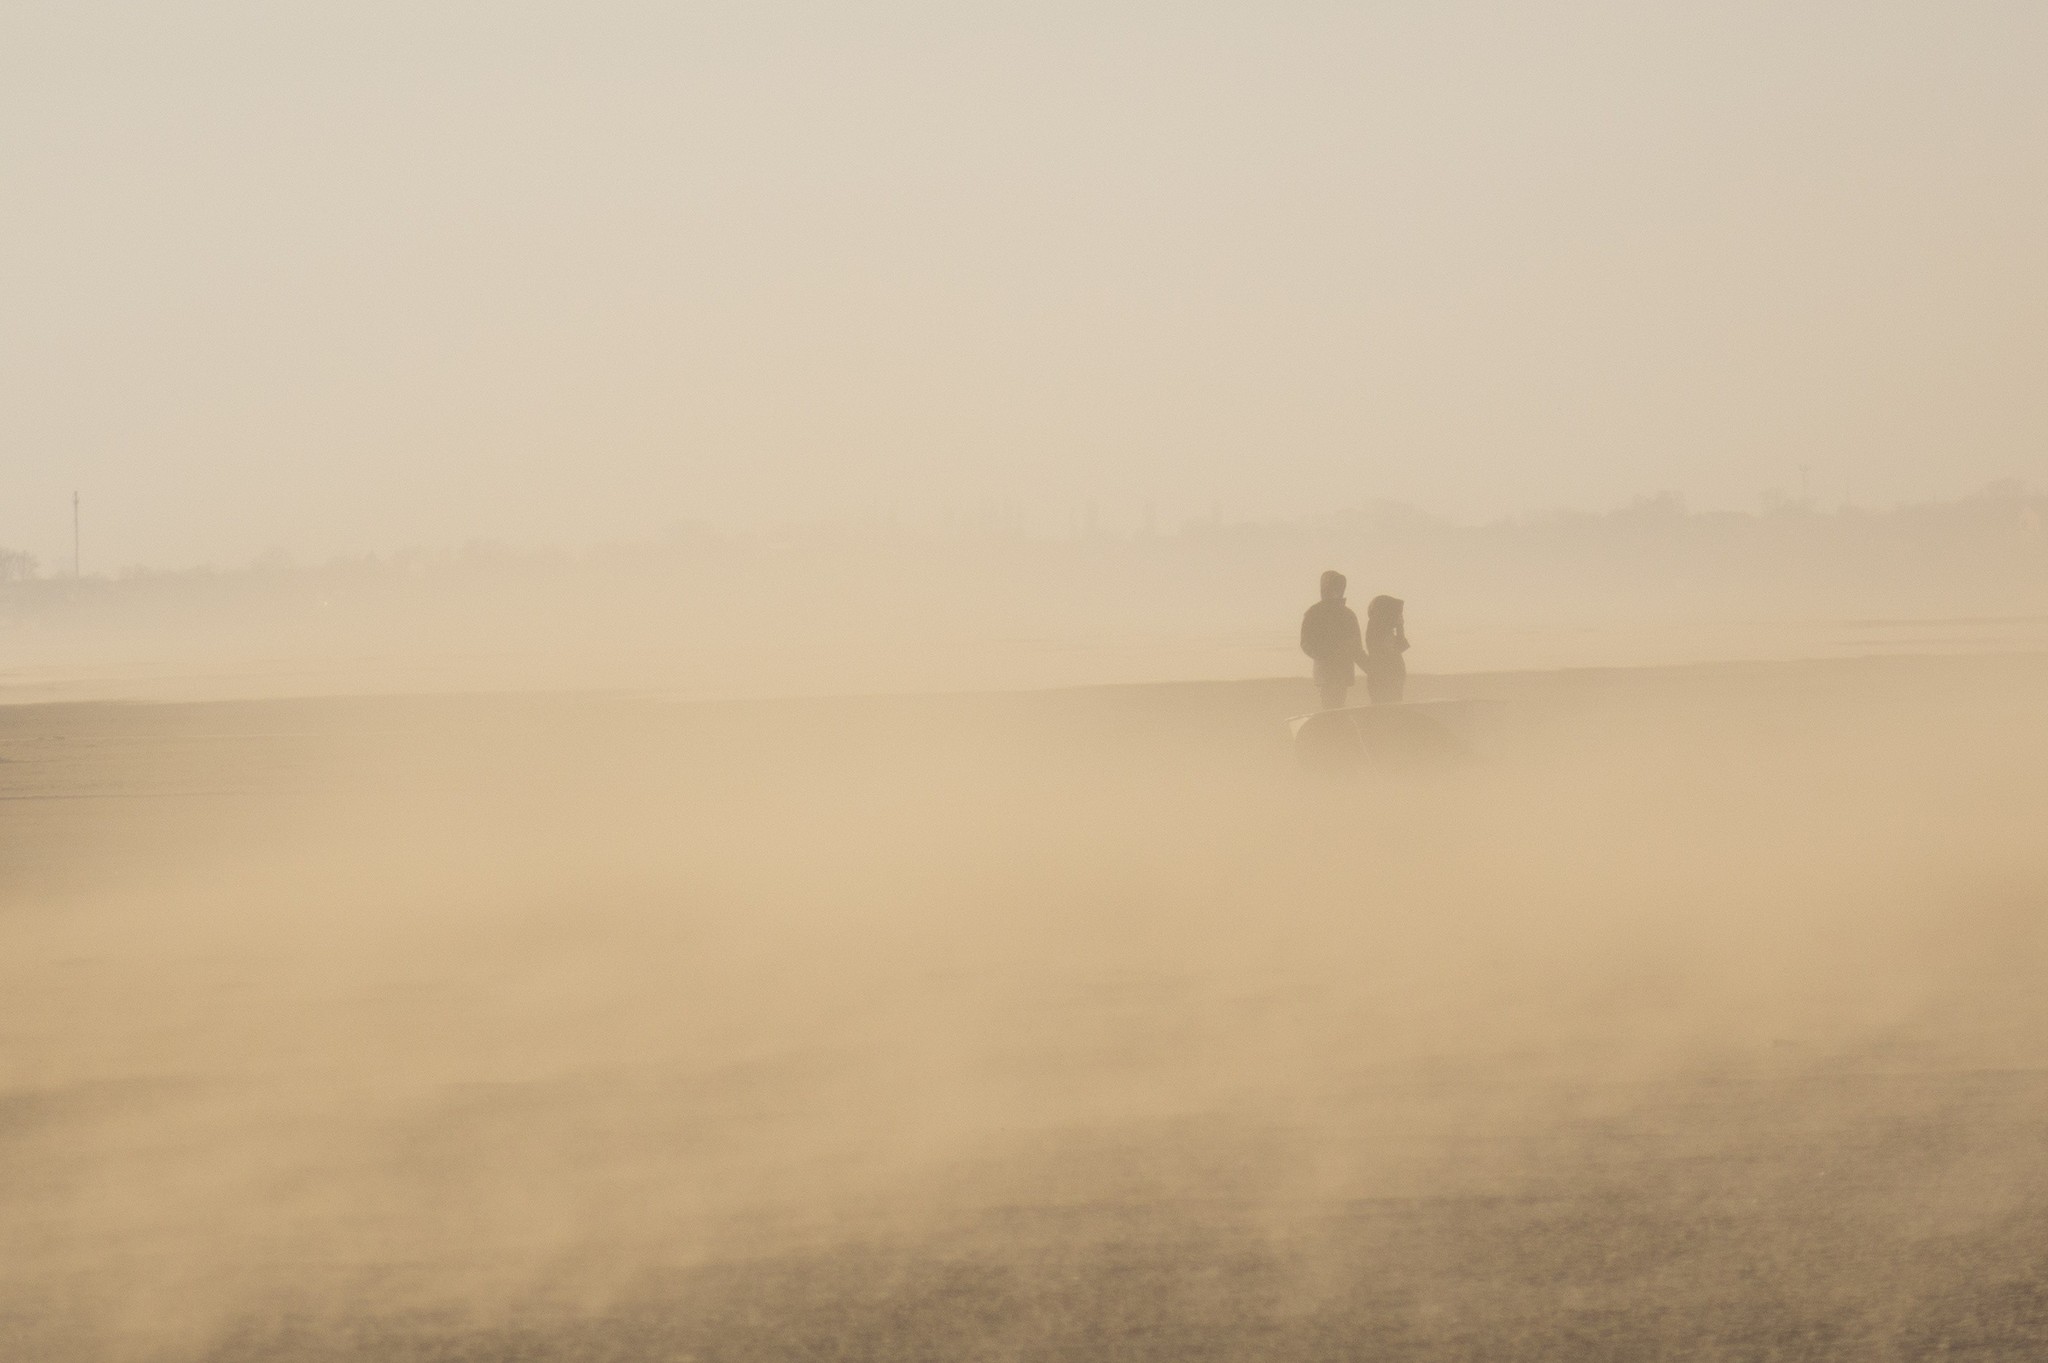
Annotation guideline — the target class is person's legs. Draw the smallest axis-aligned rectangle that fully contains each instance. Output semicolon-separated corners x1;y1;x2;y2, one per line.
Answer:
1318;677;1349;710
1366;664;1405;704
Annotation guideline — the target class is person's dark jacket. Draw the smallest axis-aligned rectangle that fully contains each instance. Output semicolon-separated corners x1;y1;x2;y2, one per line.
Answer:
1301;599;1364;679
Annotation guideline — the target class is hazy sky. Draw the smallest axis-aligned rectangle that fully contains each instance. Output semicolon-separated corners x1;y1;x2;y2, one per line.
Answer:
5;1;2045;568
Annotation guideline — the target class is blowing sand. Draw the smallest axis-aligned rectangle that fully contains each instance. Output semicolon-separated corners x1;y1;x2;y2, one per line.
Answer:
5;653;2048;1360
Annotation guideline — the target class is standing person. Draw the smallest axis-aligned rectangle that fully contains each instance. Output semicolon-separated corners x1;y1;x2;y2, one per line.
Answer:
1364;595;1409;704
1301;570;1367;710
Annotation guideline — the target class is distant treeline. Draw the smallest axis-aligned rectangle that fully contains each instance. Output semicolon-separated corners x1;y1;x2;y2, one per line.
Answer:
3;483;2044;650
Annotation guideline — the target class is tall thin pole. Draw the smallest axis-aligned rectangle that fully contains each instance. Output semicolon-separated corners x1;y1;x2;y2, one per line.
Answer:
73;491;80;577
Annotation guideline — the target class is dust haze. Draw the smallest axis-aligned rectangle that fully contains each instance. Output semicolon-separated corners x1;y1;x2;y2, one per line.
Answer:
6;485;2046;701
7;616;2048;1356
9;0;2048;1355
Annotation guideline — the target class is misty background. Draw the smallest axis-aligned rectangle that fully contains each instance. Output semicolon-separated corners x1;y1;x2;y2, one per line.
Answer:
3;484;2044;699
6;1;2047;576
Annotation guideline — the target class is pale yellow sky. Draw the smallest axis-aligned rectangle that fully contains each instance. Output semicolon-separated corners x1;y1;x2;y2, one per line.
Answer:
4;1;2045;568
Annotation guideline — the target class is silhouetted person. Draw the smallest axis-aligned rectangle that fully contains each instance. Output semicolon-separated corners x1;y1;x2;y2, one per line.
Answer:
1364;595;1408;703
1301;570;1367;710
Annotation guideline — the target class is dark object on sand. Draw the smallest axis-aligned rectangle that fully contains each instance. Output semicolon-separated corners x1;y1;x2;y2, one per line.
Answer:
1290;701;1471;772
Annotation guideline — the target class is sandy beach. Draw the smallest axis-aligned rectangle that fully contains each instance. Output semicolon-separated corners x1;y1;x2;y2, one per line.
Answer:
6;652;2048;1360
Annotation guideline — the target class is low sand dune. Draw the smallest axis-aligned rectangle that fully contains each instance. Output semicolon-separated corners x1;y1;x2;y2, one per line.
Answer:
5;654;2048;1360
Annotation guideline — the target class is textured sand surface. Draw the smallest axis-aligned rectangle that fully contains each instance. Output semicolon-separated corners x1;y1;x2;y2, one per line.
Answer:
5;656;2048;1360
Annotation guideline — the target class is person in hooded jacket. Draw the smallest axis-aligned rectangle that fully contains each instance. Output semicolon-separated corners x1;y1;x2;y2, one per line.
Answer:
1364;594;1409;703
